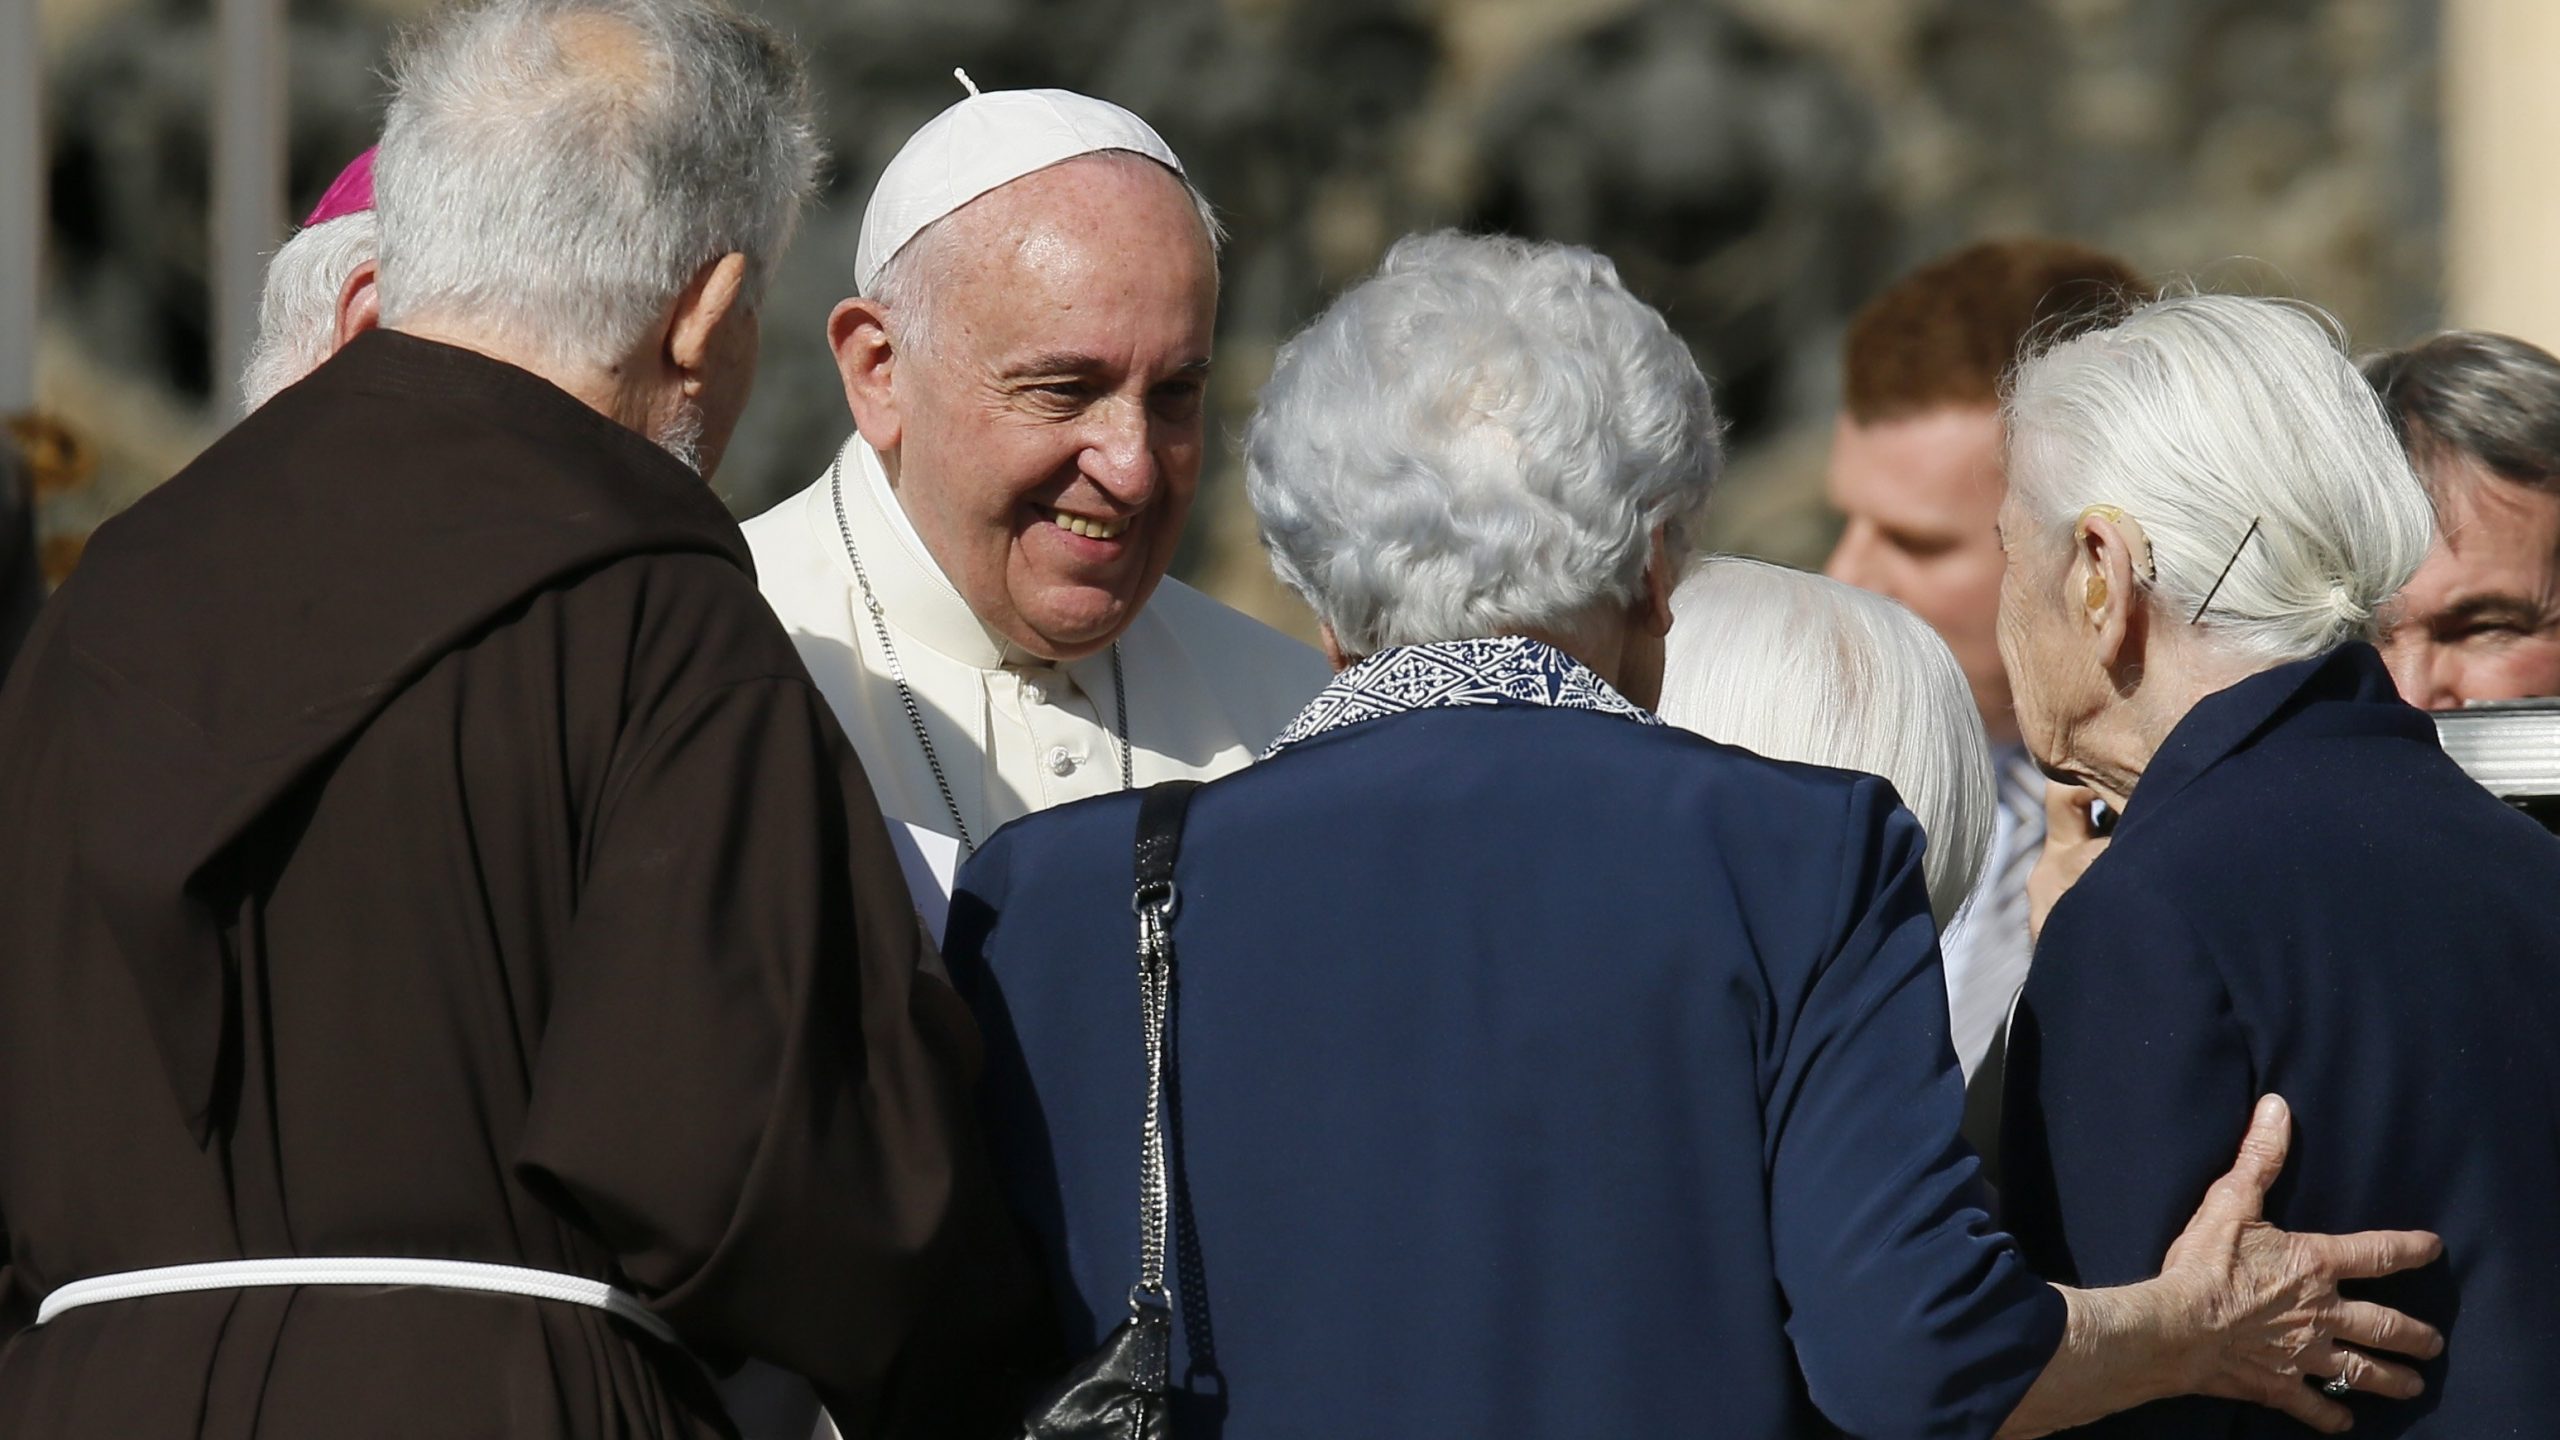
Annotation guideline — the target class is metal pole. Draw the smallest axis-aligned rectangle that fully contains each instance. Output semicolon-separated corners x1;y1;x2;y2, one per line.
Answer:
0;0;40;416
212;0;287;415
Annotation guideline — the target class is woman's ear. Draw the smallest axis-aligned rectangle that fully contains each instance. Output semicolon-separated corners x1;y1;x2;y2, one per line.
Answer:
1636;525;1676;638
1318;623;1353;672
829;296;903;451
2076;511;2147;678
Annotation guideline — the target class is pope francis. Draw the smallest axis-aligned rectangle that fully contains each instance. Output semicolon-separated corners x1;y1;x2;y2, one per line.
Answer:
746;79;1327;875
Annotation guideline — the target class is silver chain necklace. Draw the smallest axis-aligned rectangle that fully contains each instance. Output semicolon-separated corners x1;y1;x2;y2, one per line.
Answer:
828;456;1132;854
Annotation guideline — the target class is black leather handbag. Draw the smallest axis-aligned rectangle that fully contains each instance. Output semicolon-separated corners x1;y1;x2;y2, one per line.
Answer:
1016;779;1202;1440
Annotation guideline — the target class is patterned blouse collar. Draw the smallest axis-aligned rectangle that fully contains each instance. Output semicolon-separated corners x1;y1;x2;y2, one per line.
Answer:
1264;636;1660;757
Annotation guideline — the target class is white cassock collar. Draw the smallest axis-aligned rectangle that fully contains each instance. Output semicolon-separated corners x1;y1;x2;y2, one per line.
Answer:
836;435;1016;672
835;436;1133;709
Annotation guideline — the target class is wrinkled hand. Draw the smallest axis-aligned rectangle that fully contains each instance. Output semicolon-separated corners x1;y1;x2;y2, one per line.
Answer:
2027;784;2110;943
2154;1095;2445;1433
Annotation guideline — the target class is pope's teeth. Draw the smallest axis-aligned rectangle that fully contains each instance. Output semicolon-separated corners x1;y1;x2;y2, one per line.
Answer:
1055;511;1127;540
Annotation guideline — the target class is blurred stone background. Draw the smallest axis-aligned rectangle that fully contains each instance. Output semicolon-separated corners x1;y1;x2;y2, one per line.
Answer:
23;0;2444;638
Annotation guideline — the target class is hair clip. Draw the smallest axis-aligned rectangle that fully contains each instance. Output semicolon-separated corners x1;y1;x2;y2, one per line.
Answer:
2191;516;2262;624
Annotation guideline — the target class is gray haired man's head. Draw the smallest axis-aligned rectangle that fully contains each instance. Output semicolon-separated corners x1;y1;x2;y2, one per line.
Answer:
2360;332;2560;709
2361;331;2560;496
373;0;822;472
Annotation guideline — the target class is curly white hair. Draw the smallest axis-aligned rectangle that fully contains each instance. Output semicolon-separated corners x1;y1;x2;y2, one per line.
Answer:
1245;231;1723;656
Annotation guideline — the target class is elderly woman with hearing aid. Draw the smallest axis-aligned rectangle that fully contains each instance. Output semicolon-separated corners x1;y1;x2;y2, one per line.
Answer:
1992;293;2560;1438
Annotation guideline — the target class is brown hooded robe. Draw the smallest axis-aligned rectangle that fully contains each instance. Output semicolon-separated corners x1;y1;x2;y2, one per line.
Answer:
0;333;1033;1438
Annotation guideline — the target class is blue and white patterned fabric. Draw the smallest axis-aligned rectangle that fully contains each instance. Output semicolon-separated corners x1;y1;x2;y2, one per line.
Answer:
1263;636;1659;757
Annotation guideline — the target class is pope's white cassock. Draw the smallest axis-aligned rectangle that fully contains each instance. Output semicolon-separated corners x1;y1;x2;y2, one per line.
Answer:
746;435;1329;868
721;79;1329;1440
729;437;1325;1440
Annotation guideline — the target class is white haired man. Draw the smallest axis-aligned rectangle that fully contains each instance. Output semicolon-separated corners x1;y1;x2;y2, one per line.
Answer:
0;3;1030;1437
746;80;1326;903
238;148;382;412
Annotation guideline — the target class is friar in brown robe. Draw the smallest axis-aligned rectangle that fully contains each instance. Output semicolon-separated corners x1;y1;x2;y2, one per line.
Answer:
0;331;1038;1437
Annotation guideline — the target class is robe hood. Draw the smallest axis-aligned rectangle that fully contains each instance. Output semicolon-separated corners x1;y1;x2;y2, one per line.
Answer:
54;331;752;1142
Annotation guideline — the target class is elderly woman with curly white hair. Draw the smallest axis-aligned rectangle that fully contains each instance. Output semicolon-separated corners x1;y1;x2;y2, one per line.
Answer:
943;238;2443;1440
1992;294;2560;1438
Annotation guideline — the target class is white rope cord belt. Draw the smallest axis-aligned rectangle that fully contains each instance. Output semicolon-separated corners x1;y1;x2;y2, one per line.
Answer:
34;1258;680;1349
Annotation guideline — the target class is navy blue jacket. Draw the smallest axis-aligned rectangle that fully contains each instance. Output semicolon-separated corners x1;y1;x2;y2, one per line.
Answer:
2005;644;2560;1437
949;674;2064;1440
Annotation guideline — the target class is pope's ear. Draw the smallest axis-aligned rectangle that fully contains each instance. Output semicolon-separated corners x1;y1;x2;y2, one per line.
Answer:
829;296;902;449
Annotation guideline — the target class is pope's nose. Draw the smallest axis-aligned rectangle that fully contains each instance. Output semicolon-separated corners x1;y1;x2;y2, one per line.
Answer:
1081;403;1161;510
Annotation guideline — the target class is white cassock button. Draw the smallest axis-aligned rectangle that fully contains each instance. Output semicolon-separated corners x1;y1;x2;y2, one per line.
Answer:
1045;745;1078;777
1022;679;1049;706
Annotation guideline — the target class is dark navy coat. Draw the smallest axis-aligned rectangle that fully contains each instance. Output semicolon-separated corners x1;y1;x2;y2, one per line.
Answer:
947;642;2063;1440
2005;644;2560;1437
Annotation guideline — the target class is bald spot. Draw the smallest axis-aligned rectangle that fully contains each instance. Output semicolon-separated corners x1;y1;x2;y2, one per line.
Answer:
527;9;666;139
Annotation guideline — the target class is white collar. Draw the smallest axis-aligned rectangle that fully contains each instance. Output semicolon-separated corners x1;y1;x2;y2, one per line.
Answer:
831;435;1015;670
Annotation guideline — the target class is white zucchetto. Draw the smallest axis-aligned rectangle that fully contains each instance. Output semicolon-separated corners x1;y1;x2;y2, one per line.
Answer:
853;71;1189;293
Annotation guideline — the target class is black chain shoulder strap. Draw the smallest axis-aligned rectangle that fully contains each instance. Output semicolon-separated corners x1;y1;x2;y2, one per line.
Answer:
1130;779;1202;1323
1015;777;1204;1440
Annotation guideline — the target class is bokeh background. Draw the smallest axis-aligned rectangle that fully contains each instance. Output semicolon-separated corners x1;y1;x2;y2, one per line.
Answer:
17;0;2542;641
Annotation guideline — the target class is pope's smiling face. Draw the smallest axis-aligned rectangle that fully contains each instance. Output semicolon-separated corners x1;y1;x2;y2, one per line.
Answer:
861;153;1218;662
